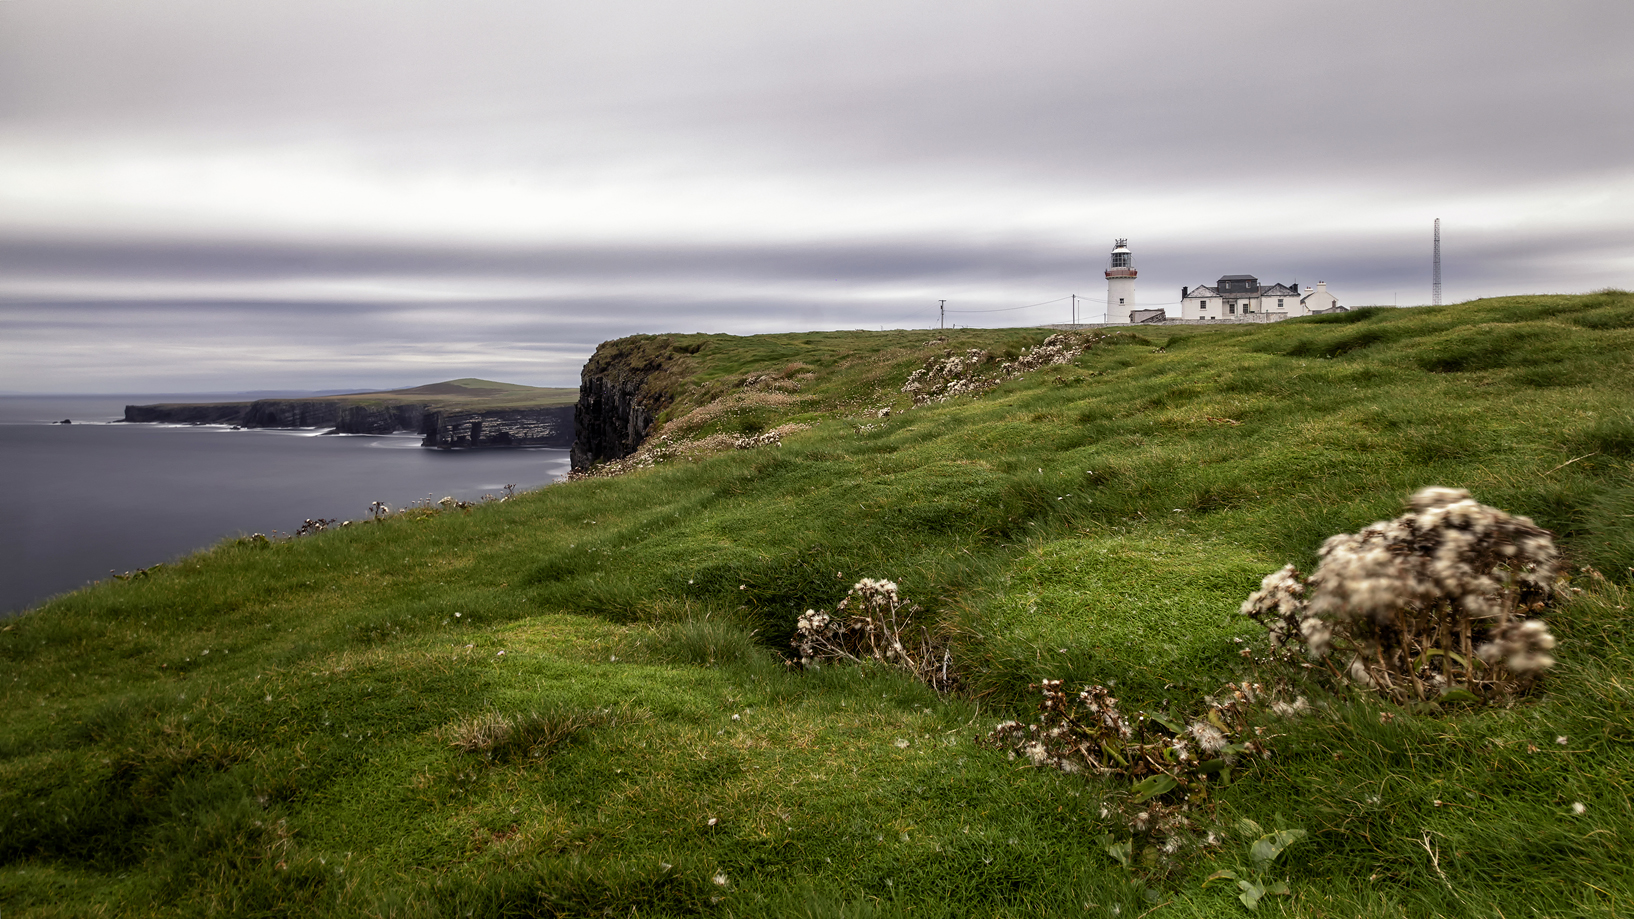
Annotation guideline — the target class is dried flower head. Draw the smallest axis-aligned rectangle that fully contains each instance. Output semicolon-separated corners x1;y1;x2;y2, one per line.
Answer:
1244;488;1562;703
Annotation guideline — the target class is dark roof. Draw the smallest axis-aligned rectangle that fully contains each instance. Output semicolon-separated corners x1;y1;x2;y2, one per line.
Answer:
1184;286;1219;297
1219;274;1258;281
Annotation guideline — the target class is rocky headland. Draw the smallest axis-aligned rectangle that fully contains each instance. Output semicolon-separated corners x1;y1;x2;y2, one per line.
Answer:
124;378;576;448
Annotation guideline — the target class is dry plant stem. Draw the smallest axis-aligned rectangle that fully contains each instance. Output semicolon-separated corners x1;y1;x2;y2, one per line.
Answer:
1461;616;1474;692
1396;621;1427;703
1440;605;1454;686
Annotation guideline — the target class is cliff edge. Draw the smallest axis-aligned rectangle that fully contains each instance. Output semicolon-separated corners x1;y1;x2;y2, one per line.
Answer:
571;335;703;470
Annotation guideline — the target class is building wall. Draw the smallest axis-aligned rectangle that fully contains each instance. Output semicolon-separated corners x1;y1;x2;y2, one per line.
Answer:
1106;276;1136;323
1182;291;1301;321
1181;291;1213;320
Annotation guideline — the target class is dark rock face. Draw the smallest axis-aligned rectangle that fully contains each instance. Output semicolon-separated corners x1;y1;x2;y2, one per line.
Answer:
571;376;655;470
123;403;246;425
240;400;414;432
421;406;574;448
570;335;691;471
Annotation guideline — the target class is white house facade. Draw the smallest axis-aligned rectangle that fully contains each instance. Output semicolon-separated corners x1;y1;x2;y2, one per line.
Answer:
1179;275;1341;321
1300;280;1339;314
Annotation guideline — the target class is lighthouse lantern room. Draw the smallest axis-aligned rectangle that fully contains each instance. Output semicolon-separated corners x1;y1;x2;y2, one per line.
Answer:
1105;238;1137;324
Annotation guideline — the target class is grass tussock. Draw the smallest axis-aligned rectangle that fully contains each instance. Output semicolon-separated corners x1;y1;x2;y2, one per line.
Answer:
6;292;1634;916
444;706;627;761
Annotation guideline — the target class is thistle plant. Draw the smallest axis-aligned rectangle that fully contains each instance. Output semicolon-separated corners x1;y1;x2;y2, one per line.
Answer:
1242;487;1562;704
792;579;954;692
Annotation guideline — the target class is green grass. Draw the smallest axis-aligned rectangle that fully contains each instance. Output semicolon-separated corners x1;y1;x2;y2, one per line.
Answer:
5;292;1634;916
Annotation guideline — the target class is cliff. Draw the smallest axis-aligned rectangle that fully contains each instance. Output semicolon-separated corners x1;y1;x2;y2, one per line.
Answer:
124;378;576;448
570;335;702;470
420;406;573;448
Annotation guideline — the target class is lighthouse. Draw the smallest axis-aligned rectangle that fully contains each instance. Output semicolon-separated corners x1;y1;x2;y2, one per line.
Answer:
1105;238;1136;324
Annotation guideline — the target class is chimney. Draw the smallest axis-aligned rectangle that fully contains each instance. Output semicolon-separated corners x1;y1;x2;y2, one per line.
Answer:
1317;280;1327;293
1182;286;1189;300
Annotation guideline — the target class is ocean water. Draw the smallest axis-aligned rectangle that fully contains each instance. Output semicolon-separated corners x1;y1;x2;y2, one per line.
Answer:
1;395;570;616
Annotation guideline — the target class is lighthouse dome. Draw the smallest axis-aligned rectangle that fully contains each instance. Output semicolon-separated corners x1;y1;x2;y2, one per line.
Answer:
1106;238;1136;277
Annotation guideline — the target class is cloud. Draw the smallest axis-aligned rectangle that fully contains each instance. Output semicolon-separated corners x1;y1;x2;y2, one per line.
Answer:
1;0;1631;391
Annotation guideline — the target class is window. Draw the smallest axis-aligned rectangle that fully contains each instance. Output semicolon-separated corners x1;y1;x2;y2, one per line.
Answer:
1229;303;1236;314
1277;299;1284;308
1119;298;1125;305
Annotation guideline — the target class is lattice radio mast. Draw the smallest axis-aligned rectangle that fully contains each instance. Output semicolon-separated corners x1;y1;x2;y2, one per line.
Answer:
1432;218;1442;306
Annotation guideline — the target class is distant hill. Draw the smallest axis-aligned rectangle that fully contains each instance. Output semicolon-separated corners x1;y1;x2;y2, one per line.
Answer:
307;378;578;407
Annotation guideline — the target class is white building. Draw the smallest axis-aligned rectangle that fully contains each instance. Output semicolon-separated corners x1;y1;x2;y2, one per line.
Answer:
1105;239;1136;323
1300;280;1340;314
1179;275;1341;321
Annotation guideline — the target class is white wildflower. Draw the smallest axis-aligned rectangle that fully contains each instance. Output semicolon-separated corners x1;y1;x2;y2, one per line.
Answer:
1188;722;1228;754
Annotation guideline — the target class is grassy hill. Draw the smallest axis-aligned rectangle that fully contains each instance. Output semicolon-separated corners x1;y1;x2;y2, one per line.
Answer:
336;378;579;409
5;292;1634;917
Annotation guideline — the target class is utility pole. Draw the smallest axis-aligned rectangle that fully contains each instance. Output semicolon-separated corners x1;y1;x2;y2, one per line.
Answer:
939;300;946;330
1433;218;1442;307
1071;293;1077;327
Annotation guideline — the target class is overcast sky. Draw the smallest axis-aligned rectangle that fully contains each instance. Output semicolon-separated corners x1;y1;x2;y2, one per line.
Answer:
3;0;1631;392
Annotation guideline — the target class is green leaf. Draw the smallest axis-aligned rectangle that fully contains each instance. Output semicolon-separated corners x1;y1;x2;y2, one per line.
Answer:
1267;881;1291;896
1237;880;1266;910
1237;818;1264;838
1148;712;1186;734
1131;773;1178;802
1101;741;1131;768
1105;839;1132;869
1203;869;1238;886
1197;758;1227;774
1249;829;1307;868
1438;688;1480;704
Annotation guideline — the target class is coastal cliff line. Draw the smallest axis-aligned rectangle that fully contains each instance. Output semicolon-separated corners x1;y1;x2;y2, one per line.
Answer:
124;379;577;449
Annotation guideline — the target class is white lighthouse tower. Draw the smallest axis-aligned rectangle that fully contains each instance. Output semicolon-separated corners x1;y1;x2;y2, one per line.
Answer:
1105;238;1136;324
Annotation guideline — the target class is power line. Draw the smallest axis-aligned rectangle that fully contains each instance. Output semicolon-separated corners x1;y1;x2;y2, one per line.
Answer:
943;295;1072;314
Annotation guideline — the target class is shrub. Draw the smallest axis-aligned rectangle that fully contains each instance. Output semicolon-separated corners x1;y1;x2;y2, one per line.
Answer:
792;578;955;691
1241;487;1562;704
900;333;1099;405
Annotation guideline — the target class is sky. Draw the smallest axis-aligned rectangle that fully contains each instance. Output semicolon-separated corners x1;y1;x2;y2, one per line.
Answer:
2;0;1631;393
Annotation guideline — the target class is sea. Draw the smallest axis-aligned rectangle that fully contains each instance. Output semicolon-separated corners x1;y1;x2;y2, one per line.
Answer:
1;394;571;616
